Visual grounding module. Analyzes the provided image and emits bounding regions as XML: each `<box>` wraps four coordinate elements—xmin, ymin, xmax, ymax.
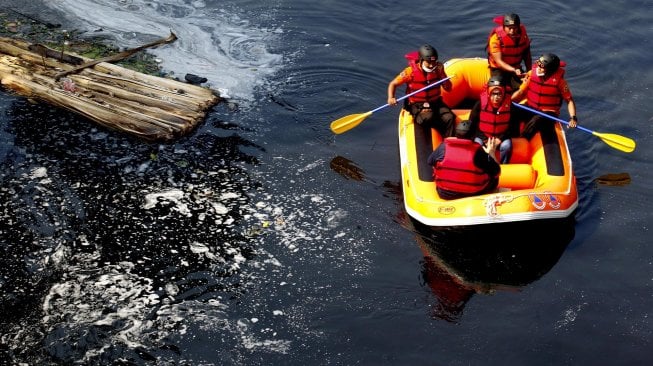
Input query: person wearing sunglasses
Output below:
<box><xmin>511</xmin><ymin>53</ymin><xmax>578</xmax><ymax>139</ymax></box>
<box><xmin>388</xmin><ymin>44</ymin><xmax>456</xmax><ymax>138</ymax></box>
<box><xmin>468</xmin><ymin>77</ymin><xmax>521</xmax><ymax>163</ymax></box>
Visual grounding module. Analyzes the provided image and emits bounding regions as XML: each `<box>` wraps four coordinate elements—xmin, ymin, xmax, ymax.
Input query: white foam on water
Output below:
<box><xmin>39</xmin><ymin>253</ymin><xmax>160</xmax><ymax>359</ymax></box>
<box><xmin>27</xmin><ymin>239</ymin><xmax>294</xmax><ymax>362</ymax></box>
<box><xmin>555</xmin><ymin>302</ymin><xmax>589</xmax><ymax>330</ymax></box>
<box><xmin>3</xmin><ymin>155</ymin><xmax>375</xmax><ymax>362</ymax></box>
<box><xmin>142</xmin><ymin>189</ymin><xmax>191</xmax><ymax>216</ymax></box>
<box><xmin>1</xmin><ymin>93</ymin><xmax>376</xmax><ymax>364</ymax></box>
<box><xmin>45</xmin><ymin>0</ymin><xmax>284</xmax><ymax>102</ymax></box>
<box><xmin>247</xmin><ymin>154</ymin><xmax>373</xmax><ymax>277</ymax></box>
<box><xmin>29</xmin><ymin>166</ymin><xmax>48</xmax><ymax>179</ymax></box>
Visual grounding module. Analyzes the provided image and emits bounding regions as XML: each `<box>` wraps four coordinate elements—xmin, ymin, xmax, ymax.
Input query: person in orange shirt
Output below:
<box><xmin>387</xmin><ymin>44</ymin><xmax>455</xmax><ymax>138</ymax></box>
<box><xmin>486</xmin><ymin>13</ymin><xmax>532</xmax><ymax>91</ymax></box>
<box><xmin>511</xmin><ymin>53</ymin><xmax>578</xmax><ymax>139</ymax></box>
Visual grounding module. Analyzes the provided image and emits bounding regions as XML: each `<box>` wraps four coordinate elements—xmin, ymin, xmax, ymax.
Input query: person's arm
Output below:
<box><xmin>438</xmin><ymin>63</ymin><xmax>452</xmax><ymax>92</ymax></box>
<box><xmin>388</xmin><ymin>68</ymin><xmax>408</xmax><ymax>106</ymax></box>
<box><xmin>511</xmin><ymin>87</ymin><xmax>525</xmax><ymax>103</ymax></box>
<box><xmin>491</xmin><ymin>51</ymin><xmax>522</xmax><ymax>76</ymax></box>
<box><xmin>559</xmin><ymin>79</ymin><xmax>577</xmax><ymax>128</ymax></box>
<box><xmin>482</xmin><ymin>137</ymin><xmax>500</xmax><ymax>164</ymax></box>
<box><xmin>487</xmin><ymin>157</ymin><xmax>501</xmax><ymax>176</ymax></box>
<box><xmin>387</xmin><ymin>78</ymin><xmax>400</xmax><ymax>106</ymax></box>
<box><xmin>511</xmin><ymin>73</ymin><xmax>529</xmax><ymax>102</ymax></box>
<box><xmin>489</xmin><ymin>34</ymin><xmax>521</xmax><ymax>76</ymax></box>
<box><xmin>567</xmin><ymin>97</ymin><xmax>577</xmax><ymax>128</ymax></box>
<box><xmin>469</xmin><ymin>101</ymin><xmax>481</xmax><ymax>124</ymax></box>
<box><xmin>475</xmin><ymin>139</ymin><xmax>501</xmax><ymax>175</ymax></box>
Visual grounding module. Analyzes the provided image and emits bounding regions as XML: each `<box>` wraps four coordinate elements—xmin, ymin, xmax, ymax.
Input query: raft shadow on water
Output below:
<box><xmin>412</xmin><ymin>217</ymin><xmax>576</xmax><ymax>322</ymax></box>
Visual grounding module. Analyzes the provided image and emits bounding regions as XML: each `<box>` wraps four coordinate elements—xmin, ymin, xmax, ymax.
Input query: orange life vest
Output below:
<box><xmin>487</xmin><ymin>22</ymin><xmax>530</xmax><ymax>69</ymax></box>
<box><xmin>478</xmin><ymin>90</ymin><xmax>512</xmax><ymax>137</ymax></box>
<box><xmin>404</xmin><ymin>51</ymin><xmax>444</xmax><ymax>103</ymax></box>
<box><xmin>526</xmin><ymin>65</ymin><xmax>566</xmax><ymax>114</ymax></box>
<box><xmin>435</xmin><ymin>138</ymin><xmax>491</xmax><ymax>194</ymax></box>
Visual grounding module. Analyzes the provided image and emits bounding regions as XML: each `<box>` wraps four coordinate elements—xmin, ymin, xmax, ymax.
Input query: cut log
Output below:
<box><xmin>91</xmin><ymin>63</ymin><xmax>217</xmax><ymax>102</ymax></box>
<box><xmin>0</xmin><ymin>34</ymin><xmax>220</xmax><ymax>141</ymax></box>
<box><xmin>1</xmin><ymin>74</ymin><xmax>178</xmax><ymax>139</ymax></box>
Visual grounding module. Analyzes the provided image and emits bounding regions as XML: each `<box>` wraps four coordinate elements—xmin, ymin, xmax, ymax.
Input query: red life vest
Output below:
<box><xmin>435</xmin><ymin>138</ymin><xmax>491</xmax><ymax>194</ymax></box>
<box><xmin>478</xmin><ymin>89</ymin><xmax>512</xmax><ymax>137</ymax></box>
<box><xmin>404</xmin><ymin>51</ymin><xmax>444</xmax><ymax>103</ymax></box>
<box><xmin>487</xmin><ymin>19</ymin><xmax>530</xmax><ymax>69</ymax></box>
<box><xmin>526</xmin><ymin>65</ymin><xmax>566</xmax><ymax>114</ymax></box>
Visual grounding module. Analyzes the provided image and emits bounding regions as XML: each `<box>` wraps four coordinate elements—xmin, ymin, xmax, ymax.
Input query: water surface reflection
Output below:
<box><xmin>414</xmin><ymin>218</ymin><xmax>575</xmax><ymax>322</ymax></box>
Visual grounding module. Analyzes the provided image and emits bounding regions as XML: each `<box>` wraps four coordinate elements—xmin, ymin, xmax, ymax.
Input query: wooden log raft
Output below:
<box><xmin>0</xmin><ymin>33</ymin><xmax>221</xmax><ymax>141</ymax></box>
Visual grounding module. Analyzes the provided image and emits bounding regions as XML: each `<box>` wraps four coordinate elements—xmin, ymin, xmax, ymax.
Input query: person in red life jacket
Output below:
<box><xmin>486</xmin><ymin>13</ymin><xmax>532</xmax><ymax>91</ymax></box>
<box><xmin>511</xmin><ymin>53</ymin><xmax>578</xmax><ymax>140</ymax></box>
<box><xmin>427</xmin><ymin>121</ymin><xmax>501</xmax><ymax>200</ymax></box>
<box><xmin>469</xmin><ymin>76</ymin><xmax>521</xmax><ymax>163</ymax></box>
<box><xmin>387</xmin><ymin>44</ymin><xmax>455</xmax><ymax>138</ymax></box>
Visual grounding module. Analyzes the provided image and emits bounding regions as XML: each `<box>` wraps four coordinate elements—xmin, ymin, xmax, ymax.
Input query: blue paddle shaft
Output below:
<box><xmin>512</xmin><ymin>102</ymin><xmax>593</xmax><ymax>135</ymax></box>
<box><xmin>371</xmin><ymin>76</ymin><xmax>453</xmax><ymax>114</ymax></box>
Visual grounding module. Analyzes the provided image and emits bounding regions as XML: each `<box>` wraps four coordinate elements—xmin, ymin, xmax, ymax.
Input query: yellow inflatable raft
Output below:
<box><xmin>398</xmin><ymin>58</ymin><xmax>578</xmax><ymax>226</ymax></box>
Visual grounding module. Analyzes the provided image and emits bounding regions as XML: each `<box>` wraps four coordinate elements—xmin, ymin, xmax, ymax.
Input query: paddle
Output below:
<box><xmin>330</xmin><ymin>76</ymin><xmax>453</xmax><ymax>134</ymax></box>
<box><xmin>512</xmin><ymin>102</ymin><xmax>636</xmax><ymax>153</ymax></box>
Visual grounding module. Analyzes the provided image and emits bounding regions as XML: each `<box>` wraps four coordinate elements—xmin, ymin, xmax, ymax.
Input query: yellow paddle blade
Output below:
<box><xmin>593</xmin><ymin>131</ymin><xmax>636</xmax><ymax>153</ymax></box>
<box><xmin>330</xmin><ymin>111</ymin><xmax>373</xmax><ymax>134</ymax></box>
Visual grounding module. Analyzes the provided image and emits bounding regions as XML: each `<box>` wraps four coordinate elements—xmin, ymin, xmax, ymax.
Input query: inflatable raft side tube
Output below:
<box><xmin>442</xmin><ymin>58</ymin><xmax>491</xmax><ymax>107</ymax></box>
<box><xmin>498</xmin><ymin>164</ymin><xmax>537</xmax><ymax>189</ymax></box>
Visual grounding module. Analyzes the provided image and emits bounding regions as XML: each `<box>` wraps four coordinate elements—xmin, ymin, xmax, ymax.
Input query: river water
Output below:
<box><xmin>0</xmin><ymin>0</ymin><xmax>651</xmax><ymax>365</ymax></box>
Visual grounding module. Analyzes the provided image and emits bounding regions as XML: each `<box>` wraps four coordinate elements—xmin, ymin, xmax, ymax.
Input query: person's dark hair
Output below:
<box><xmin>455</xmin><ymin>120</ymin><xmax>472</xmax><ymax>138</ymax></box>
<box><xmin>503</xmin><ymin>13</ymin><xmax>520</xmax><ymax>27</ymax></box>
<box><xmin>418</xmin><ymin>44</ymin><xmax>438</xmax><ymax>62</ymax></box>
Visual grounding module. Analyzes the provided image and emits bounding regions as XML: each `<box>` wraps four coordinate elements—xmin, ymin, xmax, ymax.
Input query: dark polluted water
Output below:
<box><xmin>0</xmin><ymin>98</ymin><xmax>267</xmax><ymax>363</ymax></box>
<box><xmin>0</xmin><ymin>97</ymin><xmax>372</xmax><ymax>364</ymax></box>
<box><xmin>2</xmin><ymin>0</ymin><xmax>653</xmax><ymax>364</ymax></box>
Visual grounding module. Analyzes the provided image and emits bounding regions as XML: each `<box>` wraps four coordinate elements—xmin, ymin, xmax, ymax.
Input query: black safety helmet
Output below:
<box><xmin>418</xmin><ymin>44</ymin><xmax>438</xmax><ymax>62</ymax></box>
<box><xmin>487</xmin><ymin>76</ymin><xmax>505</xmax><ymax>96</ymax></box>
<box><xmin>487</xmin><ymin>76</ymin><xmax>502</xmax><ymax>88</ymax></box>
<box><xmin>503</xmin><ymin>13</ymin><xmax>521</xmax><ymax>27</ymax></box>
<box><xmin>537</xmin><ymin>53</ymin><xmax>561</xmax><ymax>73</ymax></box>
